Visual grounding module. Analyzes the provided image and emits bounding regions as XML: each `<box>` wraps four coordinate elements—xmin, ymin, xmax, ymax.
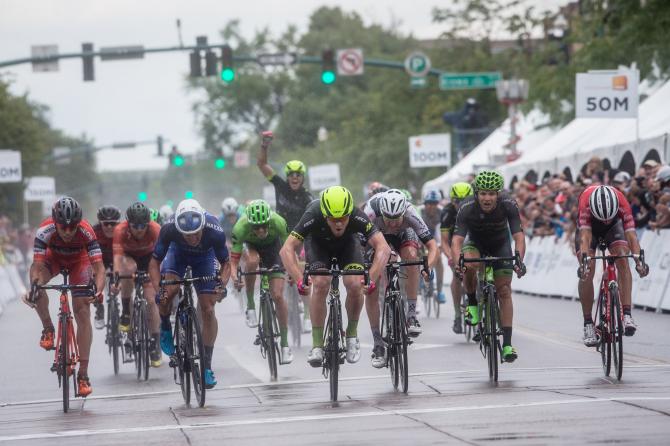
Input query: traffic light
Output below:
<box><xmin>205</xmin><ymin>50</ymin><xmax>218</xmax><ymax>76</ymax></box>
<box><xmin>173</xmin><ymin>154</ymin><xmax>184</xmax><ymax>167</ymax></box>
<box><xmin>156</xmin><ymin>135</ymin><xmax>164</xmax><ymax>157</ymax></box>
<box><xmin>189</xmin><ymin>51</ymin><xmax>202</xmax><ymax>77</ymax></box>
<box><xmin>321</xmin><ymin>49</ymin><xmax>336</xmax><ymax>85</ymax></box>
<box><xmin>184</xmin><ymin>191</ymin><xmax>194</xmax><ymax>199</ymax></box>
<box><xmin>214</xmin><ymin>158</ymin><xmax>226</xmax><ymax>169</ymax></box>
<box><xmin>138</xmin><ymin>191</ymin><xmax>148</xmax><ymax>202</ymax></box>
<box><xmin>220</xmin><ymin>45</ymin><xmax>234</xmax><ymax>83</ymax></box>
<box><xmin>82</xmin><ymin>43</ymin><xmax>95</xmax><ymax>82</ymax></box>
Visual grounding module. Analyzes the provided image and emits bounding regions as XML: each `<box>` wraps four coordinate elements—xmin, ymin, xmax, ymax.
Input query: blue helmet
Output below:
<box><xmin>175</xmin><ymin>199</ymin><xmax>206</xmax><ymax>235</ymax></box>
<box><xmin>423</xmin><ymin>190</ymin><xmax>441</xmax><ymax>204</ymax></box>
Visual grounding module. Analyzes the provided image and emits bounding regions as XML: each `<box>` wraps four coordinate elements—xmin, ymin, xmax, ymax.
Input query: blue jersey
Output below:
<box><xmin>153</xmin><ymin>213</ymin><xmax>230</xmax><ymax>263</ymax></box>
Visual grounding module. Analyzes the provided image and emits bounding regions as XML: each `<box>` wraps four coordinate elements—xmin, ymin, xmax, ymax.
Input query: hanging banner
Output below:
<box><xmin>576</xmin><ymin>69</ymin><xmax>639</xmax><ymax>118</ymax></box>
<box><xmin>24</xmin><ymin>176</ymin><xmax>56</xmax><ymax>202</ymax></box>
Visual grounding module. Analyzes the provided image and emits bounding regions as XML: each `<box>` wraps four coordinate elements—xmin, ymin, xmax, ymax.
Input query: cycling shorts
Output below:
<box><xmin>160</xmin><ymin>244</ymin><xmax>218</xmax><ymax>294</ymax></box>
<box><xmin>383</xmin><ymin>228</ymin><xmax>420</xmax><ymax>253</ymax></box>
<box><xmin>305</xmin><ymin>234</ymin><xmax>364</xmax><ymax>270</ymax></box>
<box><xmin>42</xmin><ymin>250</ymin><xmax>94</xmax><ymax>297</ymax></box>
<box><xmin>461</xmin><ymin>236</ymin><xmax>513</xmax><ymax>278</ymax></box>
<box><xmin>245</xmin><ymin>238</ymin><xmax>284</xmax><ymax>279</ymax></box>
<box><xmin>575</xmin><ymin>220</ymin><xmax>629</xmax><ymax>255</ymax></box>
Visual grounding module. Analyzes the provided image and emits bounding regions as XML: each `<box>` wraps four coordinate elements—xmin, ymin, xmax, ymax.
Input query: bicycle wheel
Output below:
<box><xmin>610</xmin><ymin>284</ymin><xmax>623</xmax><ymax>380</ymax></box>
<box><xmin>59</xmin><ymin>313</ymin><xmax>70</xmax><ymax>413</ymax></box>
<box><xmin>132</xmin><ymin>304</ymin><xmax>142</xmax><ymax>380</ymax></box>
<box><xmin>175</xmin><ymin>309</ymin><xmax>190</xmax><ymax>405</ymax></box>
<box><xmin>263</xmin><ymin>297</ymin><xmax>278</xmax><ymax>381</ymax></box>
<box><xmin>110</xmin><ymin>300</ymin><xmax>120</xmax><ymax>375</ymax></box>
<box><xmin>386</xmin><ymin>300</ymin><xmax>399</xmax><ymax>390</ymax></box>
<box><xmin>486</xmin><ymin>290</ymin><xmax>499</xmax><ymax>382</ymax></box>
<box><xmin>140</xmin><ymin>301</ymin><xmax>150</xmax><ymax>381</ymax></box>
<box><xmin>396</xmin><ymin>301</ymin><xmax>409</xmax><ymax>393</ymax></box>
<box><xmin>187</xmin><ymin>307</ymin><xmax>206</xmax><ymax>407</ymax></box>
<box><xmin>597</xmin><ymin>292</ymin><xmax>611</xmax><ymax>377</ymax></box>
<box><xmin>328</xmin><ymin>302</ymin><xmax>340</xmax><ymax>402</ymax></box>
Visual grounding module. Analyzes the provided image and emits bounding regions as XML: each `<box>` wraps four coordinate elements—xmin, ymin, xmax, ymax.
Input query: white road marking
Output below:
<box><xmin>1</xmin><ymin>396</ymin><xmax>669</xmax><ymax>442</ymax></box>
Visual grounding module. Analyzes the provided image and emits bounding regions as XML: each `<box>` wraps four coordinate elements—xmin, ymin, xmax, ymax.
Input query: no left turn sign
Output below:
<box><xmin>336</xmin><ymin>48</ymin><xmax>364</xmax><ymax>76</ymax></box>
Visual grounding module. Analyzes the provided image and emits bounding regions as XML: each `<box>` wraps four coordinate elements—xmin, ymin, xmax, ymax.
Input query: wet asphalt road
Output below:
<box><xmin>1</xmin><ymin>287</ymin><xmax>669</xmax><ymax>445</ymax></box>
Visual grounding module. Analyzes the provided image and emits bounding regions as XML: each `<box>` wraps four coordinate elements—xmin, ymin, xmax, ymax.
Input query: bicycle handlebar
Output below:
<box><xmin>386</xmin><ymin>255</ymin><xmax>429</xmax><ymax>273</ymax></box>
<box><xmin>582</xmin><ymin>250</ymin><xmax>645</xmax><ymax>264</ymax></box>
<box><xmin>114</xmin><ymin>270</ymin><xmax>149</xmax><ymax>286</ymax></box>
<box><xmin>160</xmin><ymin>274</ymin><xmax>221</xmax><ymax>287</ymax></box>
<box><xmin>30</xmin><ymin>280</ymin><xmax>96</xmax><ymax>304</ymax></box>
<box><xmin>237</xmin><ymin>266</ymin><xmax>285</xmax><ymax>278</ymax></box>
<box><xmin>303</xmin><ymin>263</ymin><xmax>370</xmax><ymax>286</ymax></box>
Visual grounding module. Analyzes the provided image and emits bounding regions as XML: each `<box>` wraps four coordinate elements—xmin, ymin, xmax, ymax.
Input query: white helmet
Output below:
<box><xmin>159</xmin><ymin>204</ymin><xmax>173</xmax><ymax>221</ymax></box>
<box><xmin>175</xmin><ymin>199</ymin><xmax>206</xmax><ymax>234</ymax></box>
<box><xmin>379</xmin><ymin>189</ymin><xmax>407</xmax><ymax>219</ymax></box>
<box><xmin>655</xmin><ymin>165</ymin><xmax>670</xmax><ymax>183</ymax></box>
<box><xmin>221</xmin><ymin>197</ymin><xmax>239</xmax><ymax>215</ymax></box>
<box><xmin>589</xmin><ymin>185</ymin><xmax>619</xmax><ymax>222</ymax></box>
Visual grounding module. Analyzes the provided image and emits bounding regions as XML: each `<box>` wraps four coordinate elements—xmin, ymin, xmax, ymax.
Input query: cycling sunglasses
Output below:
<box><xmin>56</xmin><ymin>222</ymin><xmax>78</xmax><ymax>231</ymax></box>
<box><xmin>101</xmin><ymin>221</ymin><xmax>118</xmax><ymax>227</ymax></box>
<box><xmin>130</xmin><ymin>222</ymin><xmax>148</xmax><ymax>230</ymax></box>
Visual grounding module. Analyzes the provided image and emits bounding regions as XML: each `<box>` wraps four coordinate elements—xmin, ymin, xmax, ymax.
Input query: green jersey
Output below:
<box><xmin>230</xmin><ymin>212</ymin><xmax>288</xmax><ymax>255</ymax></box>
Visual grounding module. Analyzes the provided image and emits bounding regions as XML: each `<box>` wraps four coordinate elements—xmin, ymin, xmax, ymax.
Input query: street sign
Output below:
<box><xmin>234</xmin><ymin>151</ymin><xmax>250</xmax><ymax>168</ymax></box>
<box><xmin>336</xmin><ymin>48</ymin><xmax>364</xmax><ymax>76</ymax></box>
<box><xmin>31</xmin><ymin>45</ymin><xmax>59</xmax><ymax>72</ymax></box>
<box><xmin>100</xmin><ymin>45</ymin><xmax>145</xmax><ymax>61</ymax></box>
<box><xmin>408</xmin><ymin>134</ymin><xmax>451</xmax><ymax>168</ymax></box>
<box><xmin>439</xmin><ymin>72</ymin><xmax>502</xmax><ymax>90</ymax></box>
<box><xmin>410</xmin><ymin>76</ymin><xmax>427</xmax><ymax>89</ymax></box>
<box><xmin>24</xmin><ymin>177</ymin><xmax>56</xmax><ymax>202</ymax></box>
<box><xmin>0</xmin><ymin>150</ymin><xmax>22</xmax><ymax>183</ymax></box>
<box><xmin>576</xmin><ymin>69</ymin><xmax>639</xmax><ymax>118</ymax></box>
<box><xmin>257</xmin><ymin>52</ymin><xmax>298</xmax><ymax>66</ymax></box>
<box><xmin>404</xmin><ymin>52</ymin><xmax>431</xmax><ymax>77</ymax></box>
<box><xmin>309</xmin><ymin>163</ymin><xmax>341</xmax><ymax>191</ymax></box>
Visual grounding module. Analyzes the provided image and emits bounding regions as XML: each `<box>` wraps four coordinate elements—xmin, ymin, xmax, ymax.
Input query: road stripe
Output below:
<box><xmin>1</xmin><ymin>396</ymin><xmax>669</xmax><ymax>442</ymax></box>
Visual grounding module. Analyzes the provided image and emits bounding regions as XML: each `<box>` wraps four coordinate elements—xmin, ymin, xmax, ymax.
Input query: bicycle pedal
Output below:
<box><xmin>253</xmin><ymin>335</ymin><xmax>261</xmax><ymax>346</ymax></box>
<box><xmin>168</xmin><ymin>356</ymin><xmax>177</xmax><ymax>368</ymax></box>
<box><xmin>50</xmin><ymin>363</ymin><xmax>58</xmax><ymax>372</ymax></box>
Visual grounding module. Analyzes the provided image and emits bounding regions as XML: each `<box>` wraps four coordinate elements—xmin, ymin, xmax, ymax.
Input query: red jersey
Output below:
<box><xmin>112</xmin><ymin>221</ymin><xmax>160</xmax><ymax>258</ymax></box>
<box><xmin>33</xmin><ymin>218</ymin><xmax>103</xmax><ymax>264</ymax></box>
<box><xmin>577</xmin><ymin>185</ymin><xmax>635</xmax><ymax>231</ymax></box>
<box><xmin>93</xmin><ymin>223</ymin><xmax>114</xmax><ymax>266</ymax></box>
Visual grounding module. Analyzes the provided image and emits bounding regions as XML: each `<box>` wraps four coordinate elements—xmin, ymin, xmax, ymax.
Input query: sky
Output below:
<box><xmin>0</xmin><ymin>0</ymin><xmax>569</xmax><ymax>172</ymax></box>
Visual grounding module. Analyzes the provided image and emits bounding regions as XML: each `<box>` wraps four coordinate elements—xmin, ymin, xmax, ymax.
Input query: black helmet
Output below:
<box><xmin>52</xmin><ymin>196</ymin><xmax>82</xmax><ymax>225</ymax></box>
<box><xmin>126</xmin><ymin>202</ymin><xmax>151</xmax><ymax>225</ymax></box>
<box><xmin>97</xmin><ymin>205</ymin><xmax>121</xmax><ymax>223</ymax></box>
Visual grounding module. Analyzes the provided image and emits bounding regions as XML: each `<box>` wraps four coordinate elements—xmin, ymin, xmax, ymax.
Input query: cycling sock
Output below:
<box><xmin>246</xmin><ymin>288</ymin><xmax>255</xmax><ymax>310</ymax></box>
<box><xmin>79</xmin><ymin>359</ymin><xmax>89</xmax><ymax>376</ymax></box>
<box><xmin>312</xmin><ymin>327</ymin><xmax>324</xmax><ymax>348</ymax></box>
<box><xmin>346</xmin><ymin>320</ymin><xmax>358</xmax><ymax>338</ymax></box>
<box><xmin>160</xmin><ymin>314</ymin><xmax>172</xmax><ymax>331</ymax></box>
<box><xmin>407</xmin><ymin>301</ymin><xmax>417</xmax><ymax>318</ymax></box>
<box><xmin>467</xmin><ymin>293</ymin><xmax>478</xmax><ymax>307</ymax></box>
<box><xmin>622</xmin><ymin>305</ymin><xmax>632</xmax><ymax>315</ymax></box>
<box><xmin>583</xmin><ymin>315</ymin><xmax>594</xmax><ymax>326</ymax></box>
<box><xmin>502</xmin><ymin>327</ymin><xmax>512</xmax><ymax>347</ymax></box>
<box><xmin>371</xmin><ymin>327</ymin><xmax>384</xmax><ymax>348</ymax></box>
<box><xmin>204</xmin><ymin>345</ymin><xmax>213</xmax><ymax>370</ymax></box>
<box><xmin>121</xmin><ymin>298</ymin><xmax>130</xmax><ymax>316</ymax></box>
<box><xmin>280</xmin><ymin>327</ymin><xmax>288</xmax><ymax>347</ymax></box>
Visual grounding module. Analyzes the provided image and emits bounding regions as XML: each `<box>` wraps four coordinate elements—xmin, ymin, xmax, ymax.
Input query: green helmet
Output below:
<box><xmin>399</xmin><ymin>188</ymin><xmax>413</xmax><ymax>201</ymax></box>
<box><xmin>149</xmin><ymin>208</ymin><xmax>160</xmax><ymax>222</ymax></box>
<box><xmin>320</xmin><ymin>186</ymin><xmax>354</xmax><ymax>218</ymax></box>
<box><xmin>474</xmin><ymin>170</ymin><xmax>504</xmax><ymax>192</ymax></box>
<box><xmin>284</xmin><ymin>160</ymin><xmax>306</xmax><ymax>176</ymax></box>
<box><xmin>450</xmin><ymin>182</ymin><xmax>474</xmax><ymax>200</ymax></box>
<box><xmin>246</xmin><ymin>199</ymin><xmax>272</xmax><ymax>225</ymax></box>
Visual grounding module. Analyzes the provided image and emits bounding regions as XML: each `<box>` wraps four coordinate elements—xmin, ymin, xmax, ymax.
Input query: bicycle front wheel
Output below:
<box><xmin>396</xmin><ymin>301</ymin><xmax>409</xmax><ymax>393</ymax></box>
<box><xmin>327</xmin><ymin>303</ymin><xmax>340</xmax><ymax>402</ymax></box>
<box><xmin>110</xmin><ymin>300</ymin><xmax>120</xmax><ymax>375</ymax></box>
<box><xmin>597</xmin><ymin>293</ymin><xmax>612</xmax><ymax>377</ymax></box>
<box><xmin>386</xmin><ymin>301</ymin><xmax>399</xmax><ymax>390</ymax></box>
<box><xmin>486</xmin><ymin>291</ymin><xmax>499</xmax><ymax>383</ymax></box>
<box><xmin>60</xmin><ymin>313</ymin><xmax>70</xmax><ymax>413</ymax></box>
<box><xmin>187</xmin><ymin>307</ymin><xmax>206</xmax><ymax>407</ymax></box>
<box><xmin>175</xmin><ymin>309</ymin><xmax>190</xmax><ymax>405</ymax></box>
<box><xmin>263</xmin><ymin>297</ymin><xmax>279</xmax><ymax>381</ymax></box>
<box><xmin>610</xmin><ymin>284</ymin><xmax>623</xmax><ymax>380</ymax></box>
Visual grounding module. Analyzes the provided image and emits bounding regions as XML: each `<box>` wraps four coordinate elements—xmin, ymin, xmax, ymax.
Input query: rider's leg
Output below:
<box><xmin>118</xmin><ymin>255</ymin><xmax>137</xmax><ymax>328</ymax></box>
<box><xmin>577</xmin><ymin>255</ymin><xmax>597</xmax><ymax>323</ymax></box>
<box><xmin>462</xmin><ymin>247</ymin><xmax>480</xmax><ymax>324</ymax></box>
<box><xmin>365</xmin><ymin>286</ymin><xmax>383</xmax><ymax>348</ymax></box>
<box><xmin>197</xmin><ymin>292</ymin><xmax>218</xmax><ymax>371</ymax></box>
<box><xmin>610</xmin><ymin>242</ymin><xmax>632</xmax><ymax>309</ymax></box>
<box><xmin>310</xmin><ymin>276</ymin><xmax>329</xmax><ymax>348</ymax></box>
<box><xmin>435</xmin><ymin>254</ymin><xmax>445</xmax><ymax>299</ymax></box>
<box><xmin>270</xmin><ymin>277</ymin><xmax>289</xmax><ymax>347</ymax></box>
<box><xmin>400</xmin><ymin>244</ymin><xmax>420</xmax><ymax>317</ymax></box>
<box><xmin>451</xmin><ymin>269</ymin><xmax>463</xmax><ymax>316</ymax></box>
<box><xmin>244</xmin><ymin>249</ymin><xmax>259</xmax><ymax>310</ymax></box>
<box><xmin>494</xmin><ymin>273</ymin><xmax>514</xmax><ymax>346</ymax></box>
<box><xmin>31</xmin><ymin>263</ymin><xmax>55</xmax><ymax>330</ymax></box>
<box><xmin>343</xmin><ymin>275</ymin><xmax>364</xmax><ymax>337</ymax></box>
<box><xmin>71</xmin><ymin>263</ymin><xmax>94</xmax><ymax>377</ymax></box>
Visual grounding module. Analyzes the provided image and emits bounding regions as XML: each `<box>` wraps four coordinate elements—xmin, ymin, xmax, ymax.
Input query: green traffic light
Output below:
<box><xmin>321</xmin><ymin>70</ymin><xmax>336</xmax><ymax>85</ymax></box>
<box><xmin>221</xmin><ymin>68</ymin><xmax>235</xmax><ymax>83</ymax></box>
<box><xmin>173</xmin><ymin>155</ymin><xmax>185</xmax><ymax>167</ymax></box>
<box><xmin>185</xmin><ymin>191</ymin><xmax>194</xmax><ymax>199</ymax></box>
<box><xmin>214</xmin><ymin>158</ymin><xmax>226</xmax><ymax>169</ymax></box>
<box><xmin>138</xmin><ymin>192</ymin><xmax>148</xmax><ymax>202</ymax></box>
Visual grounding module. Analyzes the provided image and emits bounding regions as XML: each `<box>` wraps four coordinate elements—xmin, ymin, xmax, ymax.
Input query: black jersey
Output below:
<box><xmin>268</xmin><ymin>174</ymin><xmax>313</xmax><ymax>231</ymax></box>
<box><xmin>291</xmin><ymin>200</ymin><xmax>379</xmax><ymax>245</ymax></box>
<box><xmin>453</xmin><ymin>193</ymin><xmax>522</xmax><ymax>249</ymax></box>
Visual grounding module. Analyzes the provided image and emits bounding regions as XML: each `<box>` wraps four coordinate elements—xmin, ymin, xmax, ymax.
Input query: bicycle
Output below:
<box><xmin>303</xmin><ymin>259</ymin><xmax>369</xmax><ymax>402</ymax></box>
<box><xmin>581</xmin><ymin>243</ymin><xmax>645</xmax><ymax>381</ymax></box>
<box><xmin>104</xmin><ymin>269</ymin><xmax>122</xmax><ymax>375</ymax></box>
<box><xmin>459</xmin><ymin>292</ymin><xmax>473</xmax><ymax>342</ymax></box>
<box><xmin>237</xmin><ymin>266</ymin><xmax>283</xmax><ymax>381</ymax></box>
<box><xmin>160</xmin><ymin>267</ymin><xmax>221</xmax><ymax>407</ymax></box>
<box><xmin>381</xmin><ymin>256</ymin><xmax>428</xmax><ymax>393</ymax></box>
<box><xmin>116</xmin><ymin>270</ymin><xmax>151</xmax><ymax>381</ymax></box>
<box><xmin>459</xmin><ymin>251</ymin><xmax>523</xmax><ymax>382</ymax></box>
<box><xmin>286</xmin><ymin>280</ymin><xmax>303</xmax><ymax>347</ymax></box>
<box><xmin>30</xmin><ymin>269</ymin><xmax>95</xmax><ymax>413</ymax></box>
<box><xmin>420</xmin><ymin>269</ymin><xmax>440</xmax><ymax>318</ymax></box>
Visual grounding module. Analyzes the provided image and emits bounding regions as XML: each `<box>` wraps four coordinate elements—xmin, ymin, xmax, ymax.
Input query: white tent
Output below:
<box><xmin>422</xmin><ymin>109</ymin><xmax>556</xmax><ymax>195</ymax></box>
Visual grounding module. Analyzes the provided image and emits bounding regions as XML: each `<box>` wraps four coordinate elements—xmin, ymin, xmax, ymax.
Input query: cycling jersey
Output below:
<box><xmin>453</xmin><ymin>193</ymin><xmax>523</xmax><ymax>250</ymax></box>
<box><xmin>417</xmin><ymin>204</ymin><xmax>443</xmax><ymax>238</ymax></box>
<box><xmin>92</xmin><ymin>223</ymin><xmax>114</xmax><ymax>268</ymax></box>
<box><xmin>153</xmin><ymin>213</ymin><xmax>229</xmax><ymax>264</ymax></box>
<box><xmin>363</xmin><ymin>195</ymin><xmax>433</xmax><ymax>245</ymax></box>
<box><xmin>577</xmin><ymin>185</ymin><xmax>635</xmax><ymax>232</ymax></box>
<box><xmin>267</xmin><ymin>174</ymin><xmax>313</xmax><ymax>231</ymax></box>
<box><xmin>218</xmin><ymin>213</ymin><xmax>240</xmax><ymax>242</ymax></box>
<box><xmin>34</xmin><ymin>218</ymin><xmax>102</xmax><ymax>265</ymax></box>
<box><xmin>113</xmin><ymin>221</ymin><xmax>160</xmax><ymax>259</ymax></box>
<box><xmin>230</xmin><ymin>213</ymin><xmax>288</xmax><ymax>258</ymax></box>
<box><xmin>439</xmin><ymin>203</ymin><xmax>458</xmax><ymax>242</ymax></box>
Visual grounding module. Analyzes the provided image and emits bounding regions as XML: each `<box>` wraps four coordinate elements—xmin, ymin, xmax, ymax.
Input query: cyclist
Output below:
<box><xmin>257</xmin><ymin>130</ymin><xmax>313</xmax><ymax>331</ymax></box>
<box><xmin>220</xmin><ymin>197</ymin><xmax>242</xmax><ymax>246</ymax></box>
<box><xmin>576</xmin><ymin>185</ymin><xmax>649</xmax><ymax>346</ymax></box>
<box><xmin>451</xmin><ymin>171</ymin><xmax>526</xmax><ymax>363</ymax></box>
<box><xmin>230</xmin><ymin>199</ymin><xmax>293</xmax><ymax>364</ymax></box>
<box><xmin>418</xmin><ymin>190</ymin><xmax>446</xmax><ymax>305</ymax></box>
<box><xmin>363</xmin><ymin>189</ymin><xmax>439</xmax><ymax>367</ymax></box>
<box><xmin>149</xmin><ymin>199</ymin><xmax>231</xmax><ymax>388</ymax></box>
<box><xmin>158</xmin><ymin>204</ymin><xmax>173</xmax><ymax>224</ymax></box>
<box><xmin>111</xmin><ymin>202</ymin><xmax>162</xmax><ymax>367</ymax></box>
<box><xmin>92</xmin><ymin>205</ymin><xmax>122</xmax><ymax>329</ymax></box>
<box><xmin>26</xmin><ymin>196</ymin><xmax>105</xmax><ymax>396</ymax></box>
<box><xmin>280</xmin><ymin>186</ymin><xmax>391</xmax><ymax>367</ymax></box>
<box><xmin>440</xmin><ymin>182</ymin><xmax>474</xmax><ymax>334</ymax></box>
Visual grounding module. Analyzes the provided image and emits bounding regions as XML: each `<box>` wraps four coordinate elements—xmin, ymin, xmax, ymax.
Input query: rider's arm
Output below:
<box><xmin>256</xmin><ymin>134</ymin><xmax>275</xmax><ymax>179</ymax></box>
<box><xmin>624</xmin><ymin>230</ymin><xmax>642</xmax><ymax>259</ymax></box>
<box><xmin>279</xmin><ymin>235</ymin><xmax>303</xmax><ymax>284</ymax></box>
<box><xmin>148</xmin><ymin>258</ymin><xmax>161</xmax><ymax>291</ymax></box>
<box><xmin>92</xmin><ymin>260</ymin><xmax>106</xmax><ymax>292</ymax></box>
<box><xmin>367</xmin><ymin>232</ymin><xmax>392</xmax><ymax>282</ymax></box>
<box><xmin>423</xmin><ymin>238</ymin><xmax>439</xmax><ymax>270</ymax></box>
<box><xmin>512</xmin><ymin>232</ymin><xmax>526</xmax><ymax>261</ymax></box>
<box><xmin>149</xmin><ymin>224</ymin><xmax>171</xmax><ymax>291</ymax></box>
<box><xmin>441</xmin><ymin>230</ymin><xmax>452</xmax><ymax>260</ymax></box>
<box><xmin>451</xmin><ymin>234</ymin><xmax>465</xmax><ymax>265</ymax></box>
<box><xmin>111</xmin><ymin>223</ymin><xmax>124</xmax><ymax>274</ymax></box>
<box><xmin>579</xmin><ymin>227</ymin><xmax>593</xmax><ymax>256</ymax></box>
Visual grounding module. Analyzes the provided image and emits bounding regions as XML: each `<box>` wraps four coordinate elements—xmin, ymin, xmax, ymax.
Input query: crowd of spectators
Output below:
<box><xmin>0</xmin><ymin>215</ymin><xmax>33</xmax><ymax>285</ymax></box>
<box><xmin>513</xmin><ymin>157</ymin><xmax>670</xmax><ymax>241</ymax></box>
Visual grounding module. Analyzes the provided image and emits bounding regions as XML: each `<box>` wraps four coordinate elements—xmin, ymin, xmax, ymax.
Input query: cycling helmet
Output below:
<box><xmin>589</xmin><ymin>185</ymin><xmax>619</xmax><ymax>222</ymax></box>
<box><xmin>52</xmin><ymin>196</ymin><xmax>82</xmax><ymax>225</ymax></box>
<box><xmin>159</xmin><ymin>204</ymin><xmax>173</xmax><ymax>221</ymax></box>
<box><xmin>379</xmin><ymin>189</ymin><xmax>408</xmax><ymax>218</ymax></box>
<box><xmin>221</xmin><ymin>197</ymin><xmax>239</xmax><ymax>216</ymax></box>
<box><xmin>97</xmin><ymin>205</ymin><xmax>121</xmax><ymax>222</ymax></box>
<box><xmin>175</xmin><ymin>199</ymin><xmax>206</xmax><ymax>235</ymax></box>
<box><xmin>284</xmin><ymin>160</ymin><xmax>306</xmax><ymax>176</ymax></box>
<box><xmin>246</xmin><ymin>199</ymin><xmax>272</xmax><ymax>225</ymax></box>
<box><xmin>655</xmin><ymin>165</ymin><xmax>670</xmax><ymax>183</ymax></box>
<box><xmin>474</xmin><ymin>170</ymin><xmax>504</xmax><ymax>192</ymax></box>
<box><xmin>423</xmin><ymin>190</ymin><xmax>441</xmax><ymax>204</ymax></box>
<box><xmin>612</xmin><ymin>171</ymin><xmax>631</xmax><ymax>184</ymax></box>
<box><xmin>450</xmin><ymin>182</ymin><xmax>474</xmax><ymax>200</ymax></box>
<box><xmin>126</xmin><ymin>202</ymin><xmax>151</xmax><ymax>225</ymax></box>
<box><xmin>320</xmin><ymin>186</ymin><xmax>354</xmax><ymax>218</ymax></box>
<box><xmin>149</xmin><ymin>208</ymin><xmax>160</xmax><ymax>222</ymax></box>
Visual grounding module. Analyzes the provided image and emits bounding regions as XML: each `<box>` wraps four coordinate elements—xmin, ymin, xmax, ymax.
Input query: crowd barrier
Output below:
<box><xmin>516</xmin><ymin>230</ymin><xmax>670</xmax><ymax>312</ymax></box>
<box><xmin>0</xmin><ymin>264</ymin><xmax>26</xmax><ymax>317</ymax></box>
